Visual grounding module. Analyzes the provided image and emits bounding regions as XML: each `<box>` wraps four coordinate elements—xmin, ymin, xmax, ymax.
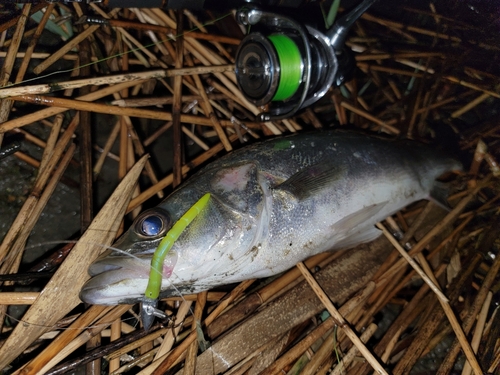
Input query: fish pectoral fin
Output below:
<box><xmin>331</xmin><ymin>202</ymin><xmax>389</xmax><ymax>249</ymax></box>
<box><xmin>332</xmin><ymin>225</ymin><xmax>382</xmax><ymax>250</ymax></box>
<box><xmin>337</xmin><ymin>203</ymin><xmax>388</xmax><ymax>229</ymax></box>
<box><xmin>274</xmin><ymin>162</ymin><xmax>347</xmax><ymax>200</ymax></box>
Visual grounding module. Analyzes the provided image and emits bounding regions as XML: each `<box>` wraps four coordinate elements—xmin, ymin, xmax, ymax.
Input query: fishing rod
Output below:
<box><xmin>6</xmin><ymin>0</ymin><xmax>321</xmax><ymax>9</ymax></box>
<box><xmin>8</xmin><ymin>0</ymin><xmax>377</xmax><ymax>120</ymax></box>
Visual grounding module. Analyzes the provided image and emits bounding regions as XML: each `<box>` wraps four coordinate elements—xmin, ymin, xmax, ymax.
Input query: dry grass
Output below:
<box><xmin>0</xmin><ymin>2</ymin><xmax>499</xmax><ymax>375</ymax></box>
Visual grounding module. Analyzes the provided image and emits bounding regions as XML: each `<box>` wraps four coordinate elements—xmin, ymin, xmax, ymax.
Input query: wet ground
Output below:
<box><xmin>0</xmin><ymin>127</ymin><xmax>80</xmax><ymax>265</ymax></box>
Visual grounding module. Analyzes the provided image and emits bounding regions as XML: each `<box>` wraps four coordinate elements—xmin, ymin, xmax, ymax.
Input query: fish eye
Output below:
<box><xmin>135</xmin><ymin>209</ymin><xmax>171</xmax><ymax>238</ymax></box>
<box><xmin>141</xmin><ymin>215</ymin><xmax>163</xmax><ymax>236</ymax></box>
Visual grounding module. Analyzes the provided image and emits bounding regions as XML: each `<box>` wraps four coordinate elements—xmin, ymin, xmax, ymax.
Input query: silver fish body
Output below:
<box><xmin>80</xmin><ymin>131</ymin><xmax>461</xmax><ymax>305</ymax></box>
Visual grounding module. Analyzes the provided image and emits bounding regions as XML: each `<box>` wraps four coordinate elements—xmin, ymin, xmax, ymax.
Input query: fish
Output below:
<box><xmin>80</xmin><ymin>130</ymin><xmax>461</xmax><ymax>305</ymax></box>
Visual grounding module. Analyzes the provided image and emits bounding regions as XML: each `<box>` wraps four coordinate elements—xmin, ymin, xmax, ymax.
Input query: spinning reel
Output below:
<box><xmin>235</xmin><ymin>0</ymin><xmax>377</xmax><ymax>121</ymax></box>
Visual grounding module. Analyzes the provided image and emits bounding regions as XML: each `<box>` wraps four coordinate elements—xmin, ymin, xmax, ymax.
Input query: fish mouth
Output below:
<box><xmin>80</xmin><ymin>252</ymin><xmax>177</xmax><ymax>305</ymax></box>
<box><xmin>87</xmin><ymin>252</ymin><xmax>151</xmax><ymax>276</ymax></box>
<box><xmin>80</xmin><ymin>254</ymin><xmax>151</xmax><ymax>305</ymax></box>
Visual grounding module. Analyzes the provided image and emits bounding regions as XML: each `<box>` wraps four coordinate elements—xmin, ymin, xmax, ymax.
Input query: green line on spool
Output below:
<box><xmin>268</xmin><ymin>34</ymin><xmax>302</xmax><ymax>102</ymax></box>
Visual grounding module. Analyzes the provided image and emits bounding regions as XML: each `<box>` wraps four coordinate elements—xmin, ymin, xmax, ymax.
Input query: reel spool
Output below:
<box><xmin>235</xmin><ymin>0</ymin><xmax>376</xmax><ymax>121</ymax></box>
<box><xmin>236</xmin><ymin>33</ymin><xmax>304</xmax><ymax>105</ymax></box>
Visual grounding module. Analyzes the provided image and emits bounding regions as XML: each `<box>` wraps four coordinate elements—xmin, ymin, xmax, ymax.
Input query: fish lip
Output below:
<box><xmin>81</xmin><ymin>255</ymin><xmax>152</xmax><ymax>305</ymax></box>
<box><xmin>82</xmin><ymin>252</ymin><xmax>179</xmax><ymax>305</ymax></box>
<box><xmin>80</xmin><ymin>269</ymin><xmax>149</xmax><ymax>305</ymax></box>
<box><xmin>88</xmin><ymin>254</ymin><xmax>151</xmax><ymax>277</ymax></box>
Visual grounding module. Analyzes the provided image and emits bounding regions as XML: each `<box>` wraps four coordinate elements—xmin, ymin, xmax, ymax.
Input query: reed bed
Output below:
<box><xmin>0</xmin><ymin>2</ymin><xmax>499</xmax><ymax>375</ymax></box>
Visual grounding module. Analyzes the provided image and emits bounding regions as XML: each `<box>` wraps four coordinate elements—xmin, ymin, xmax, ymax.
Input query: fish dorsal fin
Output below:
<box><xmin>210</xmin><ymin>162</ymin><xmax>263</xmax><ymax>215</ymax></box>
<box><xmin>274</xmin><ymin>162</ymin><xmax>347</xmax><ymax>200</ymax></box>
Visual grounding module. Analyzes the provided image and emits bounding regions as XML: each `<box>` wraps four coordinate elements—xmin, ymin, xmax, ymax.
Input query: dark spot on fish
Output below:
<box><xmin>228</xmin><ymin>254</ymin><xmax>234</xmax><ymax>260</ymax></box>
<box><xmin>289</xmin><ymin>242</ymin><xmax>292</xmax><ymax>246</ymax></box>
<box><xmin>405</xmin><ymin>189</ymin><xmax>417</xmax><ymax>199</ymax></box>
<box><xmin>303</xmin><ymin>240</ymin><xmax>315</xmax><ymax>251</ymax></box>
<box><xmin>250</xmin><ymin>245</ymin><xmax>259</xmax><ymax>261</ymax></box>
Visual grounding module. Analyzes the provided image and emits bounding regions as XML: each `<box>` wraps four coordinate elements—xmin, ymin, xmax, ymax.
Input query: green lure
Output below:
<box><xmin>144</xmin><ymin>193</ymin><xmax>211</xmax><ymax>300</ymax></box>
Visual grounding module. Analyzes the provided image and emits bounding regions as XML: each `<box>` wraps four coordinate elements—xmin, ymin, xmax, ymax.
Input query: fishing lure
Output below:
<box><xmin>141</xmin><ymin>193</ymin><xmax>211</xmax><ymax>330</ymax></box>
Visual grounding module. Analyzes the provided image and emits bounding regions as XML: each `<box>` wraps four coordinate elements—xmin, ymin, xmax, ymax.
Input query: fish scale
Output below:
<box><xmin>80</xmin><ymin>130</ymin><xmax>462</xmax><ymax>305</ymax></box>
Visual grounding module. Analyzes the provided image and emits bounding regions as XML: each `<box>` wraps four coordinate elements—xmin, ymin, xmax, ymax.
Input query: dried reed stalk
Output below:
<box><xmin>377</xmin><ymin>223</ymin><xmax>482</xmax><ymax>375</ymax></box>
<box><xmin>15</xmin><ymin>4</ymin><xmax>55</xmax><ymax>83</ymax></box>
<box><xmin>1</xmin><ymin>4</ymin><xmax>499</xmax><ymax>375</ymax></box>
<box><xmin>0</xmin><ymin>4</ymin><xmax>30</xmax><ymax>88</ymax></box>
<box><xmin>154</xmin><ymin>301</ymin><xmax>194</xmax><ymax>360</ymax></box>
<box><xmin>33</xmin><ymin>24</ymin><xmax>100</xmax><ymax>75</ymax></box>
<box><xmin>9</xmin><ymin>94</ymin><xmax>241</xmax><ymax>127</ymax></box>
<box><xmin>0</xmin><ymin>3</ymin><xmax>46</xmax><ymax>35</ymax></box>
<box><xmin>182</xmin><ymin>291</ymin><xmax>208</xmax><ymax>374</ymax></box>
<box><xmin>357</xmin><ymin>63</ymin><xmax>425</xmax><ymax>78</ymax></box>
<box><xmin>0</xmin><ymin>292</ymin><xmax>38</xmax><ymax>305</ymax></box>
<box><xmin>206</xmin><ymin>252</ymin><xmax>334</xmax><ymax>339</ymax></box>
<box><xmin>0</xmin><ymin>155</ymin><xmax>148</xmax><ymax>368</ymax></box>
<box><xmin>144</xmin><ymin>279</ymin><xmax>255</xmax><ymax>374</ymax></box>
<box><xmin>444</xmin><ymin>75</ymin><xmax>500</xmax><ymax>99</ymax></box>
<box><xmin>0</xmin><ymin>116</ymin><xmax>79</xmax><ymax>266</ymax></box>
<box><xmin>0</xmin><ymin>142</ymin><xmax>76</xmax><ymax>347</ymax></box>
<box><xmin>0</xmin><ymin>65</ymin><xmax>234</xmax><ymax>98</ymax></box>
<box><xmin>436</xmin><ymin>223</ymin><xmax>500</xmax><ymax>375</ymax></box>
<box><xmin>0</xmin><ymin>3</ymin><xmax>31</xmax><ymax>147</ymax></box>
<box><xmin>104</xmin><ymin>325</ymin><xmax>173</xmax><ymax>363</ymax></box>
<box><xmin>0</xmin><ymin>80</ymin><xmax>146</xmax><ymax>133</ymax></box>
<box><xmin>38</xmin><ymin>305</ymin><xmax>132</xmax><ymax>375</ymax></box>
<box><xmin>296</xmin><ymin>261</ymin><xmax>388</xmax><ymax>375</ymax></box>
<box><xmin>340</xmin><ymin>101</ymin><xmax>400</xmax><ymax>134</ymax></box>
<box><xmin>451</xmin><ymin>93</ymin><xmax>491</xmax><ymax>118</ymax></box>
<box><xmin>461</xmin><ymin>292</ymin><xmax>492</xmax><ymax>375</ymax></box>
<box><xmin>185</xmin><ymin>54</ymin><xmax>232</xmax><ymax>151</ymax></box>
<box><xmin>330</xmin><ymin>323</ymin><xmax>378</xmax><ymax>375</ymax></box>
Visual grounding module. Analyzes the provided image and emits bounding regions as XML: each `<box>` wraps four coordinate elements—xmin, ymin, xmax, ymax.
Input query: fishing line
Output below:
<box><xmin>3</xmin><ymin>309</ymin><xmax>188</xmax><ymax>331</ymax></box>
<box><xmin>267</xmin><ymin>34</ymin><xmax>302</xmax><ymax>102</ymax></box>
<box><xmin>0</xmin><ymin>12</ymin><xmax>233</xmax><ymax>89</ymax></box>
<box><xmin>22</xmin><ymin>237</ymin><xmax>200</xmax><ymax>291</ymax></box>
<box><xmin>2</xmin><ymin>312</ymin><xmax>142</xmax><ymax>331</ymax></box>
<box><xmin>22</xmin><ymin>239</ymin><xmax>153</xmax><ymax>260</ymax></box>
<box><xmin>23</xmin><ymin>239</ymin><xmax>194</xmax><ymax>292</ymax></box>
<box><xmin>3</xmin><ymin>239</ymin><xmax>194</xmax><ymax>330</ymax></box>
